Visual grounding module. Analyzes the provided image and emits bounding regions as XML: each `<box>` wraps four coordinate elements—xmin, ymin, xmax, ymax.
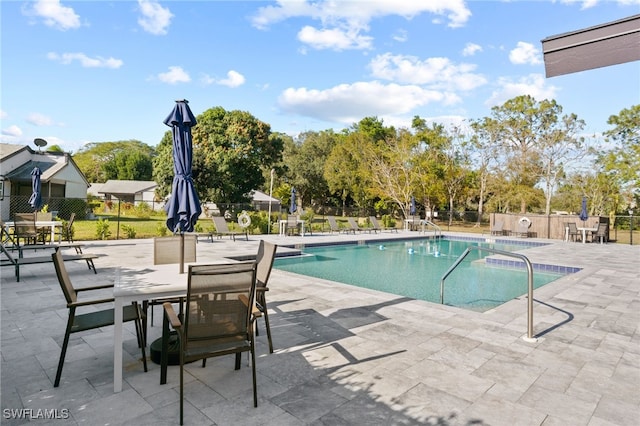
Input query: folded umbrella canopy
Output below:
<box><xmin>579</xmin><ymin>196</ymin><xmax>589</xmax><ymax>223</ymax></box>
<box><xmin>28</xmin><ymin>166</ymin><xmax>43</xmax><ymax>211</ymax></box>
<box><xmin>164</xmin><ymin>100</ymin><xmax>201</xmax><ymax>273</ymax></box>
<box><xmin>410</xmin><ymin>196</ymin><xmax>416</xmax><ymax>216</ymax></box>
<box><xmin>289</xmin><ymin>187</ymin><xmax>297</xmax><ymax>214</ymax></box>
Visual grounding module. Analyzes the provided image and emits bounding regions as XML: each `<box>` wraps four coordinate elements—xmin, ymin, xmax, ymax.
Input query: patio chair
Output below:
<box><xmin>369</xmin><ymin>216</ymin><xmax>397</xmax><ymax>233</ymax></box>
<box><xmin>593</xmin><ymin>222</ymin><xmax>609</xmax><ymax>244</ymax></box>
<box><xmin>514</xmin><ymin>218</ymin><xmax>531</xmax><ymax>238</ymax></box>
<box><xmin>327</xmin><ymin>216</ymin><xmax>347</xmax><ymax>234</ymax></box>
<box><xmin>483</xmin><ymin>220</ymin><xmax>504</xmax><ymax>236</ymax></box>
<box><xmin>347</xmin><ymin>217</ymin><xmax>369</xmax><ymax>233</ymax></box>
<box><xmin>407</xmin><ymin>215</ymin><xmax>421</xmax><ymax>231</ymax></box>
<box><xmin>566</xmin><ymin>222</ymin><xmax>581</xmax><ymax>242</ymax></box>
<box><xmin>210</xmin><ymin>216</ymin><xmax>248</xmax><ymax>241</ymax></box>
<box><xmin>61</xmin><ymin>213</ymin><xmax>76</xmax><ymax>243</ymax></box>
<box><xmin>254</xmin><ymin>240</ymin><xmax>277</xmax><ymax>353</ymax></box>
<box><xmin>13</xmin><ymin>213</ymin><xmax>41</xmax><ymax>246</ymax></box>
<box><xmin>160</xmin><ymin>262</ymin><xmax>258</xmax><ymax>424</ymax></box>
<box><xmin>51</xmin><ymin>249</ymin><xmax>147</xmax><ymax>387</ymax></box>
<box><xmin>285</xmin><ymin>214</ymin><xmax>300</xmax><ymax>236</ymax></box>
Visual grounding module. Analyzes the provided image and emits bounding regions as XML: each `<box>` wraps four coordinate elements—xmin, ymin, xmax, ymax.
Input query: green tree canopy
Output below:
<box><xmin>73</xmin><ymin>140</ymin><xmax>155</xmax><ymax>183</ymax></box>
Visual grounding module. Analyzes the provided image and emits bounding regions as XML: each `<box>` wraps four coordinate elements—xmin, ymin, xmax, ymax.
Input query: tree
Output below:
<box><xmin>599</xmin><ymin>104</ymin><xmax>640</xmax><ymax>209</ymax></box>
<box><xmin>153</xmin><ymin>107</ymin><xmax>283</xmax><ymax>210</ymax></box>
<box><xmin>285</xmin><ymin>130</ymin><xmax>337</xmax><ymax>211</ymax></box>
<box><xmin>73</xmin><ymin>140</ymin><xmax>155</xmax><ymax>183</ymax></box>
<box><xmin>103</xmin><ymin>150</ymin><xmax>153</xmax><ymax>180</ymax></box>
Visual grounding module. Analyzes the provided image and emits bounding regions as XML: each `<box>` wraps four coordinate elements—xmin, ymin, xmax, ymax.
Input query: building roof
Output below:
<box><xmin>542</xmin><ymin>14</ymin><xmax>640</xmax><ymax>77</ymax></box>
<box><xmin>250</xmin><ymin>189</ymin><xmax>280</xmax><ymax>203</ymax></box>
<box><xmin>96</xmin><ymin>180</ymin><xmax>157</xmax><ymax>196</ymax></box>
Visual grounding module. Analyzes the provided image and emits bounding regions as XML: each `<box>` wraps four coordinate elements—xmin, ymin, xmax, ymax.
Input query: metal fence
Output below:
<box><xmin>4</xmin><ymin>196</ymin><xmax>89</xmax><ymax>221</ymax></box>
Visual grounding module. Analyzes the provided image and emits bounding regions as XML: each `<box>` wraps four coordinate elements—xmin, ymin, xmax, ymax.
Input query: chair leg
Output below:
<box><xmin>55</xmin><ymin>312</ymin><xmax>75</xmax><ymax>387</ymax></box>
<box><xmin>134</xmin><ymin>303</ymin><xmax>148</xmax><ymax>372</ymax></box>
<box><xmin>250</xmin><ymin>341</ymin><xmax>258</xmax><ymax>407</ymax></box>
<box><xmin>262</xmin><ymin>303</ymin><xmax>273</xmax><ymax>354</ymax></box>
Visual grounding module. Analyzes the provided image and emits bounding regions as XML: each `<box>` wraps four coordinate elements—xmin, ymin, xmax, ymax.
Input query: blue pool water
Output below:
<box><xmin>274</xmin><ymin>239</ymin><xmax>567</xmax><ymax>312</ymax></box>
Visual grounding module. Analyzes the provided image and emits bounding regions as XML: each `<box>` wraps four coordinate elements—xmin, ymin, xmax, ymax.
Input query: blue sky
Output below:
<box><xmin>2</xmin><ymin>0</ymin><xmax>639</xmax><ymax>153</ymax></box>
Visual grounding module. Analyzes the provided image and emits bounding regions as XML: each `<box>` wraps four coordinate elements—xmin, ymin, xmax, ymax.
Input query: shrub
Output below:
<box><xmin>95</xmin><ymin>218</ymin><xmax>112</xmax><ymax>240</ymax></box>
<box><xmin>156</xmin><ymin>222</ymin><xmax>168</xmax><ymax>236</ymax></box>
<box><xmin>121</xmin><ymin>224</ymin><xmax>137</xmax><ymax>239</ymax></box>
<box><xmin>130</xmin><ymin>202</ymin><xmax>152</xmax><ymax>219</ymax></box>
<box><xmin>382</xmin><ymin>214</ymin><xmax>396</xmax><ymax>228</ymax></box>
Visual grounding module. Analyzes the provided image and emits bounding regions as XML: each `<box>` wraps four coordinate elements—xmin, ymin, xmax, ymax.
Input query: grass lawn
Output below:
<box><xmin>70</xmin><ymin>215</ymin><xmax>637</xmax><ymax>244</ymax></box>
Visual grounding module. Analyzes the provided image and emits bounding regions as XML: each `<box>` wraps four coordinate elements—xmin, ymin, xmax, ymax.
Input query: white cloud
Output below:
<box><xmin>485</xmin><ymin>74</ymin><xmax>559</xmax><ymax>107</ymax></box>
<box><xmin>47</xmin><ymin>52</ymin><xmax>123</xmax><ymax>68</ymax></box>
<box><xmin>137</xmin><ymin>0</ymin><xmax>173</xmax><ymax>35</ymax></box>
<box><xmin>201</xmin><ymin>70</ymin><xmax>246</xmax><ymax>88</ymax></box>
<box><xmin>392</xmin><ymin>29</ymin><xmax>408</xmax><ymax>43</ymax></box>
<box><xmin>2</xmin><ymin>125</ymin><xmax>23</xmax><ymax>137</ymax></box>
<box><xmin>157</xmin><ymin>66</ymin><xmax>191</xmax><ymax>84</ymax></box>
<box><xmin>27</xmin><ymin>113</ymin><xmax>54</xmax><ymax>126</ymax></box>
<box><xmin>278</xmin><ymin>80</ymin><xmax>458</xmax><ymax>125</ymax></box>
<box><xmin>369</xmin><ymin>53</ymin><xmax>487</xmax><ymax>91</ymax></box>
<box><xmin>252</xmin><ymin>0</ymin><xmax>471</xmax><ymax>51</ymax></box>
<box><xmin>462</xmin><ymin>43</ymin><xmax>482</xmax><ymax>57</ymax></box>
<box><xmin>0</xmin><ymin>110</ymin><xmax>7</xmax><ymax>119</ymax></box>
<box><xmin>298</xmin><ymin>26</ymin><xmax>373</xmax><ymax>50</ymax></box>
<box><xmin>559</xmin><ymin>0</ymin><xmax>600</xmax><ymax>9</ymax></box>
<box><xmin>24</xmin><ymin>0</ymin><xmax>81</xmax><ymax>31</ymax></box>
<box><xmin>509</xmin><ymin>42</ymin><xmax>542</xmax><ymax>65</ymax></box>
<box><xmin>218</xmin><ymin>71</ymin><xmax>246</xmax><ymax>88</ymax></box>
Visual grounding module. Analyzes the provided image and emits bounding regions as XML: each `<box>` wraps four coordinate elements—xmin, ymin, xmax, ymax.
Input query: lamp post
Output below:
<box><xmin>267</xmin><ymin>169</ymin><xmax>275</xmax><ymax>235</ymax></box>
<box><xmin>630</xmin><ymin>209</ymin><xmax>634</xmax><ymax>246</ymax></box>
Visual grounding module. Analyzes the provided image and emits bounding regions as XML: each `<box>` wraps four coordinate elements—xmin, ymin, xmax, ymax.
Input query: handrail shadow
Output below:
<box><xmin>533</xmin><ymin>298</ymin><xmax>574</xmax><ymax>338</ymax></box>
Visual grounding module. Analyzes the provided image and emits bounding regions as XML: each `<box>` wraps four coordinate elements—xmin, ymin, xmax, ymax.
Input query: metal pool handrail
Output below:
<box><xmin>440</xmin><ymin>246</ymin><xmax>537</xmax><ymax>342</ymax></box>
<box><xmin>420</xmin><ymin>220</ymin><xmax>442</xmax><ymax>238</ymax></box>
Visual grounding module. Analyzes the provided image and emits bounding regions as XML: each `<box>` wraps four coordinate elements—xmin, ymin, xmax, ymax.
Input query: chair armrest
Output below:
<box><xmin>75</xmin><ymin>284</ymin><xmax>114</xmax><ymax>292</ymax></box>
<box><xmin>163</xmin><ymin>302</ymin><xmax>182</xmax><ymax>329</ymax></box>
<box><xmin>69</xmin><ymin>297</ymin><xmax>115</xmax><ymax>307</ymax></box>
<box><xmin>256</xmin><ymin>287</ymin><xmax>269</xmax><ymax>292</ymax></box>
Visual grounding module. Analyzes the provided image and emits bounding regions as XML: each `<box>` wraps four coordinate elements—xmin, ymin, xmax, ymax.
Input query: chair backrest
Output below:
<box><xmin>369</xmin><ymin>216</ymin><xmax>381</xmax><ymax>228</ymax></box>
<box><xmin>568</xmin><ymin>222</ymin><xmax>578</xmax><ymax>233</ymax></box>
<box><xmin>14</xmin><ymin>213</ymin><xmax>37</xmax><ymax>235</ymax></box>
<box><xmin>286</xmin><ymin>215</ymin><xmax>298</xmax><ymax>227</ymax></box>
<box><xmin>36</xmin><ymin>212</ymin><xmax>52</xmax><ymax>221</ymax></box>
<box><xmin>347</xmin><ymin>217</ymin><xmax>360</xmax><ymax>229</ymax></box>
<box><xmin>68</xmin><ymin>212</ymin><xmax>76</xmax><ymax>228</ymax></box>
<box><xmin>212</xmin><ymin>216</ymin><xmax>230</xmax><ymax>233</ymax></box>
<box><xmin>51</xmin><ymin>249</ymin><xmax>78</xmax><ymax>305</ymax></box>
<box><xmin>595</xmin><ymin>222</ymin><xmax>608</xmax><ymax>236</ymax></box>
<box><xmin>327</xmin><ymin>216</ymin><xmax>339</xmax><ymax>231</ymax></box>
<box><xmin>184</xmin><ymin>263</ymin><xmax>257</xmax><ymax>346</ymax></box>
<box><xmin>256</xmin><ymin>240</ymin><xmax>277</xmax><ymax>289</ymax></box>
<box><xmin>154</xmin><ymin>235</ymin><xmax>197</xmax><ymax>265</ymax></box>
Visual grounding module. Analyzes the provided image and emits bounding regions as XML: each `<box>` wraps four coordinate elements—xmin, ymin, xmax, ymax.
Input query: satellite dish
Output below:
<box><xmin>34</xmin><ymin>138</ymin><xmax>48</xmax><ymax>152</ymax></box>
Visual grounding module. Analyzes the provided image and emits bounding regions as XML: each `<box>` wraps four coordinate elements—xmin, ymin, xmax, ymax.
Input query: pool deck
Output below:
<box><xmin>1</xmin><ymin>231</ymin><xmax>638</xmax><ymax>425</ymax></box>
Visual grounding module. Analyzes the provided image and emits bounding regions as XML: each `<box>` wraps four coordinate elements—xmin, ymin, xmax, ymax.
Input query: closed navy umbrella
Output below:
<box><xmin>410</xmin><ymin>196</ymin><xmax>416</xmax><ymax>215</ymax></box>
<box><xmin>579</xmin><ymin>196</ymin><xmax>589</xmax><ymax>224</ymax></box>
<box><xmin>164</xmin><ymin>99</ymin><xmax>201</xmax><ymax>272</ymax></box>
<box><xmin>289</xmin><ymin>187</ymin><xmax>297</xmax><ymax>214</ymax></box>
<box><xmin>28</xmin><ymin>166</ymin><xmax>43</xmax><ymax>211</ymax></box>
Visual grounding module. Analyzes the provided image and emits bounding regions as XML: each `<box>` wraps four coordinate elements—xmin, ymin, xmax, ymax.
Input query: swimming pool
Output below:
<box><xmin>274</xmin><ymin>238</ymin><xmax>568</xmax><ymax>312</ymax></box>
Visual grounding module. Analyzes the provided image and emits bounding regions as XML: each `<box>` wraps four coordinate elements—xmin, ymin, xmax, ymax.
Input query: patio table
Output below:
<box><xmin>577</xmin><ymin>227</ymin><xmax>598</xmax><ymax>244</ymax></box>
<box><xmin>4</xmin><ymin>220</ymin><xmax>62</xmax><ymax>243</ymax></box>
<box><xmin>278</xmin><ymin>219</ymin><xmax>305</xmax><ymax>236</ymax></box>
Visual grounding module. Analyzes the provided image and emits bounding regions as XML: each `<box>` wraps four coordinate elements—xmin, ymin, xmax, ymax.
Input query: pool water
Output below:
<box><xmin>274</xmin><ymin>239</ymin><xmax>566</xmax><ymax>312</ymax></box>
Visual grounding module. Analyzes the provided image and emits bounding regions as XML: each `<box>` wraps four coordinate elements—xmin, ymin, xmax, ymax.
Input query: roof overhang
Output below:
<box><xmin>541</xmin><ymin>14</ymin><xmax>640</xmax><ymax>78</ymax></box>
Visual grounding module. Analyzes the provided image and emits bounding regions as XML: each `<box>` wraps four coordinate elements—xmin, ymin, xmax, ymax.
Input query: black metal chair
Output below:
<box><xmin>160</xmin><ymin>262</ymin><xmax>258</xmax><ymax>424</ymax></box>
<box><xmin>51</xmin><ymin>249</ymin><xmax>147</xmax><ymax>387</ymax></box>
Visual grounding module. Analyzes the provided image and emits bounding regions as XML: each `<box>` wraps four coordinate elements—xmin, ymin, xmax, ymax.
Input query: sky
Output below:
<box><xmin>1</xmin><ymin>0</ymin><xmax>639</xmax><ymax>154</ymax></box>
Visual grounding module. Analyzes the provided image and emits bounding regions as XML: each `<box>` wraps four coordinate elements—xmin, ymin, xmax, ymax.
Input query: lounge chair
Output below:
<box><xmin>514</xmin><ymin>218</ymin><xmax>531</xmax><ymax>238</ymax></box>
<box><xmin>369</xmin><ymin>216</ymin><xmax>397</xmax><ymax>233</ymax></box>
<box><xmin>347</xmin><ymin>217</ymin><xmax>370</xmax><ymax>233</ymax></box>
<box><xmin>483</xmin><ymin>220</ymin><xmax>504</xmax><ymax>236</ymax></box>
<box><xmin>327</xmin><ymin>216</ymin><xmax>354</xmax><ymax>234</ymax></box>
<box><xmin>209</xmin><ymin>216</ymin><xmax>248</xmax><ymax>241</ymax></box>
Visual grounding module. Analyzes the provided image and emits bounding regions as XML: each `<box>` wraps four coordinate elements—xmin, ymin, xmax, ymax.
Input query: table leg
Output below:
<box><xmin>114</xmin><ymin>298</ymin><xmax>124</xmax><ymax>392</ymax></box>
<box><xmin>582</xmin><ymin>229</ymin><xmax>587</xmax><ymax>244</ymax></box>
<box><xmin>301</xmin><ymin>222</ymin><xmax>305</xmax><ymax>237</ymax></box>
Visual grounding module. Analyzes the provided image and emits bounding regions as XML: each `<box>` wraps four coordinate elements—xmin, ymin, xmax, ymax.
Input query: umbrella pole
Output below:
<box><xmin>180</xmin><ymin>232</ymin><xmax>184</xmax><ymax>274</ymax></box>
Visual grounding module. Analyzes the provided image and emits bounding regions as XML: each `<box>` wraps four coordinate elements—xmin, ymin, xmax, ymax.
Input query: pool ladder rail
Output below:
<box><xmin>419</xmin><ymin>220</ymin><xmax>442</xmax><ymax>238</ymax></box>
<box><xmin>439</xmin><ymin>246</ymin><xmax>537</xmax><ymax>343</ymax></box>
